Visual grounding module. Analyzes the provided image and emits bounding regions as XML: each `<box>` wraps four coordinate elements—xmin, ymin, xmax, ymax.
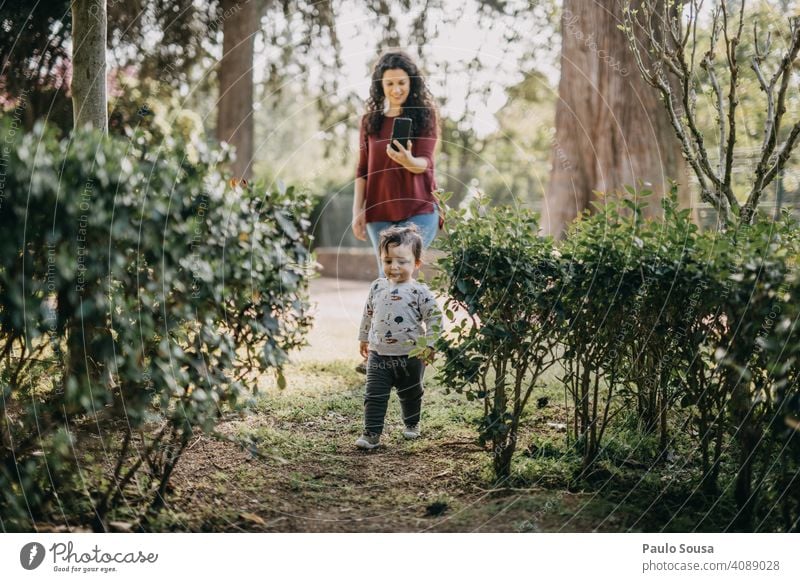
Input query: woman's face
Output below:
<box><xmin>381</xmin><ymin>68</ymin><xmax>411</xmax><ymax>109</ymax></box>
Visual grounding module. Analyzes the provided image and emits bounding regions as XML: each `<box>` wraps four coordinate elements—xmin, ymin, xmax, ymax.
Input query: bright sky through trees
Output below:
<box><xmin>256</xmin><ymin>0</ymin><xmax>559</xmax><ymax>138</ymax></box>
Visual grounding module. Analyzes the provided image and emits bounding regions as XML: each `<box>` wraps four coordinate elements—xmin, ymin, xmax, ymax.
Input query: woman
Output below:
<box><xmin>352</xmin><ymin>51</ymin><xmax>440</xmax><ymax>374</ymax></box>
<box><xmin>352</xmin><ymin>51</ymin><xmax>441</xmax><ymax>272</ymax></box>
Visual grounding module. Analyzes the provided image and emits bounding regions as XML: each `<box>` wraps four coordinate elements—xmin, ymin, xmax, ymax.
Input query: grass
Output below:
<box><xmin>16</xmin><ymin>357</ymin><xmax>771</xmax><ymax>532</ymax></box>
<box><xmin>129</xmin><ymin>358</ymin><xmax>755</xmax><ymax>532</ymax></box>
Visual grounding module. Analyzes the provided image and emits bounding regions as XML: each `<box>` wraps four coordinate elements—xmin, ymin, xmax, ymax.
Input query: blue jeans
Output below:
<box><xmin>366</xmin><ymin>208</ymin><xmax>439</xmax><ymax>276</ymax></box>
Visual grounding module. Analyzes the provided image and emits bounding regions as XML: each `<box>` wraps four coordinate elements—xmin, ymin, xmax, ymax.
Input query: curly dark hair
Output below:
<box><xmin>363</xmin><ymin>51</ymin><xmax>438</xmax><ymax>139</ymax></box>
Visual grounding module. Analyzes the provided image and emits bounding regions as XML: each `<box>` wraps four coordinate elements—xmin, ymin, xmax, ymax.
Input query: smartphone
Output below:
<box><xmin>390</xmin><ymin>117</ymin><xmax>412</xmax><ymax>152</ymax></box>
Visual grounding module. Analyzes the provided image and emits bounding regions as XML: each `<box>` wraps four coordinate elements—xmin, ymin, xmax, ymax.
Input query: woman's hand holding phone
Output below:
<box><xmin>386</xmin><ymin>139</ymin><xmax>428</xmax><ymax>174</ymax></box>
<box><xmin>386</xmin><ymin>139</ymin><xmax>414</xmax><ymax>166</ymax></box>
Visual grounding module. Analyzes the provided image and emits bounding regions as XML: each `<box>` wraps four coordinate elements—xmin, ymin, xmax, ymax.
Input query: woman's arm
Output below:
<box><xmin>353</xmin><ymin>177</ymin><xmax>366</xmax><ymax>211</ymax></box>
<box><xmin>353</xmin><ymin>119</ymin><xmax>369</xmax><ymax>241</ymax></box>
<box><xmin>352</xmin><ymin>177</ymin><xmax>367</xmax><ymax>241</ymax></box>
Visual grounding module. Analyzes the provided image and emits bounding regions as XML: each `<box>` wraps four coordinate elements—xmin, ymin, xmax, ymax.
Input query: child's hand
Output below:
<box><xmin>360</xmin><ymin>341</ymin><xmax>369</xmax><ymax>359</ymax></box>
<box><xmin>421</xmin><ymin>347</ymin><xmax>436</xmax><ymax>365</ymax></box>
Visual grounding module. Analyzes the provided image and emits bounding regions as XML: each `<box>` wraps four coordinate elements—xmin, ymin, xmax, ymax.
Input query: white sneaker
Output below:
<box><xmin>355</xmin><ymin>432</ymin><xmax>380</xmax><ymax>449</ymax></box>
<box><xmin>403</xmin><ymin>424</ymin><xmax>421</xmax><ymax>439</ymax></box>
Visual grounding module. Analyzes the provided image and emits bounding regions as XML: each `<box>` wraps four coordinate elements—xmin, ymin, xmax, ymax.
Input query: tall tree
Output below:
<box><xmin>217</xmin><ymin>0</ymin><xmax>259</xmax><ymax>180</ymax></box>
<box><xmin>70</xmin><ymin>0</ymin><xmax>108</xmax><ymax>133</ymax></box>
<box><xmin>544</xmin><ymin>0</ymin><xmax>687</xmax><ymax>238</ymax></box>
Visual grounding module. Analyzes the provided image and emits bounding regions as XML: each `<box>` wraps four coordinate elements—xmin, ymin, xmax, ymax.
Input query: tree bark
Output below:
<box><xmin>217</xmin><ymin>0</ymin><xmax>257</xmax><ymax>181</ymax></box>
<box><xmin>544</xmin><ymin>0</ymin><xmax>688</xmax><ymax>238</ymax></box>
<box><xmin>70</xmin><ymin>0</ymin><xmax>108</xmax><ymax>133</ymax></box>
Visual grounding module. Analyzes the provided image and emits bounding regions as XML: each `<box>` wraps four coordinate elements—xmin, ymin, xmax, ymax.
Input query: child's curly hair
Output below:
<box><xmin>379</xmin><ymin>224</ymin><xmax>423</xmax><ymax>262</ymax></box>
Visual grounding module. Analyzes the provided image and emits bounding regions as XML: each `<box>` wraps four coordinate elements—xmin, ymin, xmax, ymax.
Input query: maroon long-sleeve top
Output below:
<box><xmin>356</xmin><ymin>115</ymin><xmax>438</xmax><ymax>223</ymax></box>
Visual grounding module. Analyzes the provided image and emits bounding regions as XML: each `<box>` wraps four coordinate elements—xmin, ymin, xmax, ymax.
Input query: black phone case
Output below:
<box><xmin>390</xmin><ymin>117</ymin><xmax>412</xmax><ymax>151</ymax></box>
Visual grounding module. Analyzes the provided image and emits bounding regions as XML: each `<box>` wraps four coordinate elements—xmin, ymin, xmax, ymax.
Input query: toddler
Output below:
<box><xmin>355</xmin><ymin>225</ymin><xmax>442</xmax><ymax>449</ymax></box>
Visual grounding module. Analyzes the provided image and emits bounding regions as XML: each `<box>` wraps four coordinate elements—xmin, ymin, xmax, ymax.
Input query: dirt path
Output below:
<box><xmin>162</xmin><ymin>357</ymin><xmax>609</xmax><ymax>533</ymax></box>
<box><xmin>167</xmin><ymin>412</ymin><xmax>597</xmax><ymax>532</ymax></box>
<box><xmin>169</xmin><ymin>429</ymin><xmax>497</xmax><ymax>532</ymax></box>
<box><xmin>162</xmin><ymin>278</ymin><xmax>490</xmax><ymax>532</ymax></box>
<box><xmin>160</xmin><ymin>279</ymin><xmax>642</xmax><ymax>532</ymax></box>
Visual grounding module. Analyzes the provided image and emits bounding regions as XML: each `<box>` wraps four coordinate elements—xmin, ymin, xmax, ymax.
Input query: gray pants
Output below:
<box><xmin>364</xmin><ymin>352</ymin><xmax>425</xmax><ymax>435</ymax></box>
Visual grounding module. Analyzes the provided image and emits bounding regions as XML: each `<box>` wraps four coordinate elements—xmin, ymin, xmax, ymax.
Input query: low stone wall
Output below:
<box><xmin>314</xmin><ymin>247</ymin><xmax>443</xmax><ymax>281</ymax></box>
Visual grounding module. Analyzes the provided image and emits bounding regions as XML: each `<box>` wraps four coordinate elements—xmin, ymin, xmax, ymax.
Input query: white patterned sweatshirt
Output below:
<box><xmin>358</xmin><ymin>278</ymin><xmax>442</xmax><ymax>356</ymax></box>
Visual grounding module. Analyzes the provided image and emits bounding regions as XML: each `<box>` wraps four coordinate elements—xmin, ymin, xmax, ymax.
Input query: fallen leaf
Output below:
<box><xmin>239</xmin><ymin>512</ymin><xmax>266</xmax><ymax>526</ymax></box>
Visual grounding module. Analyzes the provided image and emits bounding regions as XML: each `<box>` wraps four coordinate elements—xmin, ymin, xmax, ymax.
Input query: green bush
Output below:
<box><xmin>711</xmin><ymin>215</ymin><xmax>800</xmax><ymax>529</ymax></box>
<box><xmin>430</xmin><ymin>197</ymin><xmax>563</xmax><ymax>481</ymax></box>
<box><xmin>557</xmin><ymin>187</ymin><xmax>713</xmax><ymax>469</ymax></box>
<box><xmin>557</xmin><ymin>192</ymin><xmax>652</xmax><ymax>467</ymax></box>
<box><xmin>0</xmin><ymin>121</ymin><xmax>313</xmax><ymax>531</ymax></box>
<box><xmin>761</xmin><ymin>270</ymin><xmax>800</xmax><ymax>531</ymax></box>
<box><xmin>432</xmin><ymin>187</ymin><xmax>800</xmax><ymax>530</ymax></box>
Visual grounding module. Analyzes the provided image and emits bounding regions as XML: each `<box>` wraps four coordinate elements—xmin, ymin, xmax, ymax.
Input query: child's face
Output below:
<box><xmin>381</xmin><ymin>243</ymin><xmax>420</xmax><ymax>283</ymax></box>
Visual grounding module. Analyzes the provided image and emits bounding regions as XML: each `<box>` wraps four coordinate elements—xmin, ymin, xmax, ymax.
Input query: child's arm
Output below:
<box><xmin>358</xmin><ymin>285</ymin><xmax>375</xmax><ymax>356</ymax></box>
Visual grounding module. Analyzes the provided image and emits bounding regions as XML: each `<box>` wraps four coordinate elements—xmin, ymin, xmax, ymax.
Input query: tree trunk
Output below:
<box><xmin>217</xmin><ymin>0</ymin><xmax>257</xmax><ymax>181</ymax></box>
<box><xmin>733</xmin><ymin>427</ymin><xmax>757</xmax><ymax>530</ymax></box>
<box><xmin>70</xmin><ymin>0</ymin><xmax>108</xmax><ymax>133</ymax></box>
<box><xmin>544</xmin><ymin>0</ymin><xmax>688</xmax><ymax>238</ymax></box>
<box><xmin>493</xmin><ymin>438</ymin><xmax>514</xmax><ymax>483</ymax></box>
